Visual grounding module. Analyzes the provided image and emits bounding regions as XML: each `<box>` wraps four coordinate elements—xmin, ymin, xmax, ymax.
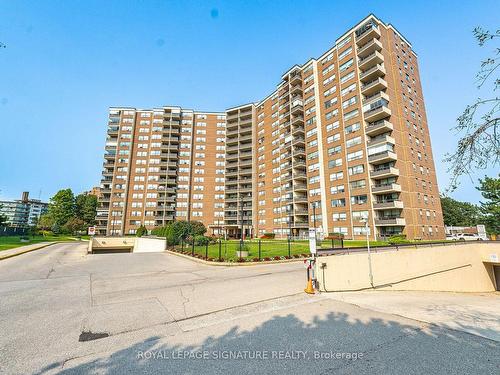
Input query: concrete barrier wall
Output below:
<box><xmin>89</xmin><ymin>237</ymin><xmax>166</xmax><ymax>253</ymax></box>
<box><xmin>316</xmin><ymin>242</ymin><xmax>499</xmax><ymax>293</ymax></box>
<box><xmin>134</xmin><ymin>237</ymin><xmax>166</xmax><ymax>253</ymax></box>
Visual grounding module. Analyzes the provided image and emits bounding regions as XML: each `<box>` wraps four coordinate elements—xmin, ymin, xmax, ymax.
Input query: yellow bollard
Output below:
<box><xmin>304</xmin><ymin>277</ymin><xmax>315</xmax><ymax>294</ymax></box>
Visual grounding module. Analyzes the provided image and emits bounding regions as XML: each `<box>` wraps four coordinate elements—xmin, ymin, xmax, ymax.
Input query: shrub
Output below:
<box><xmin>293</xmin><ymin>254</ymin><xmax>301</xmax><ymax>259</ymax></box>
<box><xmin>273</xmin><ymin>256</ymin><xmax>281</xmax><ymax>261</ymax></box>
<box><xmin>194</xmin><ymin>235</ymin><xmax>210</xmax><ymax>246</ymax></box>
<box><xmin>388</xmin><ymin>234</ymin><xmax>410</xmax><ymax>244</ymax></box>
<box><xmin>260</xmin><ymin>232</ymin><xmax>276</xmax><ymax>239</ymax></box>
<box><xmin>136</xmin><ymin>225</ymin><xmax>147</xmax><ymax>237</ymax></box>
<box><xmin>252</xmin><ymin>257</ymin><xmax>260</xmax><ymax>262</ymax></box>
<box><xmin>236</xmin><ymin>258</ymin><xmax>246</xmax><ymax>263</ymax></box>
<box><xmin>264</xmin><ymin>257</ymin><xmax>271</xmax><ymax>261</ymax></box>
<box><xmin>284</xmin><ymin>256</ymin><xmax>292</xmax><ymax>259</ymax></box>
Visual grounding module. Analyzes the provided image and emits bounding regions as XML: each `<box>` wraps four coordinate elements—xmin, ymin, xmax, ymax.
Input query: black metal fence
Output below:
<box><xmin>0</xmin><ymin>226</ymin><xmax>28</xmax><ymax>237</ymax></box>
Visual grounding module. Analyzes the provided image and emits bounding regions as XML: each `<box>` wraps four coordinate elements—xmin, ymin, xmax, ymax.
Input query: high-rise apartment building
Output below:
<box><xmin>96</xmin><ymin>106</ymin><xmax>226</xmax><ymax>236</ymax></box>
<box><xmin>97</xmin><ymin>14</ymin><xmax>445</xmax><ymax>240</ymax></box>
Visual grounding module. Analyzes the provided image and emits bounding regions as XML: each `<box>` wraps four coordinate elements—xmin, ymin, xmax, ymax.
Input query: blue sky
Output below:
<box><xmin>0</xmin><ymin>0</ymin><xmax>498</xmax><ymax>203</ymax></box>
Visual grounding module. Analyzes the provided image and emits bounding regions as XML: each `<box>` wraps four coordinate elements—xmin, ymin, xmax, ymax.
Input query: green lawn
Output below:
<box><xmin>0</xmin><ymin>235</ymin><xmax>82</xmax><ymax>251</ymax></box>
<box><xmin>174</xmin><ymin>239</ymin><xmax>390</xmax><ymax>261</ymax></box>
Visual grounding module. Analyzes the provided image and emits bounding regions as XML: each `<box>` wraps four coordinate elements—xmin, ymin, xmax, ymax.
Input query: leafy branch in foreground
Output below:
<box><xmin>445</xmin><ymin>27</ymin><xmax>500</xmax><ymax>191</ymax></box>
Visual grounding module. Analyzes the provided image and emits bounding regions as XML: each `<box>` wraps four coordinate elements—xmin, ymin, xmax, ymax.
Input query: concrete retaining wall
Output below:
<box><xmin>88</xmin><ymin>237</ymin><xmax>166</xmax><ymax>253</ymax></box>
<box><xmin>316</xmin><ymin>242</ymin><xmax>500</xmax><ymax>293</ymax></box>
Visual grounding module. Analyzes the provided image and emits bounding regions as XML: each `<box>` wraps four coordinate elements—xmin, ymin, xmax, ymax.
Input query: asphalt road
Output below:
<box><xmin>0</xmin><ymin>242</ymin><xmax>498</xmax><ymax>375</ymax></box>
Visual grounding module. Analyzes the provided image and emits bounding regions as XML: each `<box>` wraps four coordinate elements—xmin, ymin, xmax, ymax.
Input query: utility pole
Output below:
<box><xmin>312</xmin><ymin>201</ymin><xmax>317</xmax><ymax>243</ymax></box>
<box><xmin>362</xmin><ymin>217</ymin><xmax>374</xmax><ymax>287</ymax></box>
<box><xmin>239</xmin><ymin>195</ymin><xmax>244</xmax><ymax>251</ymax></box>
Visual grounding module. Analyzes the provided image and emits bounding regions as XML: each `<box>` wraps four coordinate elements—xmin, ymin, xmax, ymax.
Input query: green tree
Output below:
<box><xmin>136</xmin><ymin>225</ymin><xmax>147</xmax><ymax>237</ymax></box>
<box><xmin>47</xmin><ymin>189</ymin><xmax>75</xmax><ymax>227</ymax></box>
<box><xmin>62</xmin><ymin>217</ymin><xmax>86</xmax><ymax>235</ymax></box>
<box><xmin>75</xmin><ymin>193</ymin><xmax>97</xmax><ymax>225</ymax></box>
<box><xmin>445</xmin><ymin>27</ymin><xmax>500</xmax><ymax>190</ymax></box>
<box><xmin>190</xmin><ymin>221</ymin><xmax>207</xmax><ymax>236</ymax></box>
<box><xmin>37</xmin><ymin>213</ymin><xmax>55</xmax><ymax>231</ymax></box>
<box><xmin>440</xmin><ymin>196</ymin><xmax>482</xmax><ymax>226</ymax></box>
<box><xmin>477</xmin><ymin>175</ymin><xmax>500</xmax><ymax>234</ymax></box>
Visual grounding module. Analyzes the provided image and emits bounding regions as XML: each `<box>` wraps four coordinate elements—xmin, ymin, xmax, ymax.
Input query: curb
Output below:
<box><xmin>0</xmin><ymin>242</ymin><xmax>59</xmax><ymax>261</ymax></box>
<box><xmin>166</xmin><ymin>250</ymin><xmax>307</xmax><ymax>266</ymax></box>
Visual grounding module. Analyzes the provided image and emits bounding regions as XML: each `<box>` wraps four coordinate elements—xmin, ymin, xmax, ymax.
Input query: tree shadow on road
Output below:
<box><xmin>36</xmin><ymin>309</ymin><xmax>499</xmax><ymax>375</ymax></box>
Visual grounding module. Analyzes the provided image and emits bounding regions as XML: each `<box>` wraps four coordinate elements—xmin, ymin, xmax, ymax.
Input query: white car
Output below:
<box><xmin>456</xmin><ymin>233</ymin><xmax>486</xmax><ymax>241</ymax></box>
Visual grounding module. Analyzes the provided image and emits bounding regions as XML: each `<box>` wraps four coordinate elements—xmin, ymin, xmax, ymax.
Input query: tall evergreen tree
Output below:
<box><xmin>477</xmin><ymin>175</ymin><xmax>500</xmax><ymax>234</ymax></box>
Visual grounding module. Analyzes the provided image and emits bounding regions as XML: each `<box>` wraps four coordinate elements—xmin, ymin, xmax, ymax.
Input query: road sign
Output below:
<box><xmin>88</xmin><ymin>226</ymin><xmax>96</xmax><ymax>236</ymax></box>
<box><xmin>308</xmin><ymin>228</ymin><xmax>316</xmax><ymax>254</ymax></box>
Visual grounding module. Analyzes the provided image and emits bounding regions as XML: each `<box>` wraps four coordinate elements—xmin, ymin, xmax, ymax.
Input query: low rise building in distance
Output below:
<box><xmin>0</xmin><ymin>192</ymin><xmax>48</xmax><ymax>227</ymax></box>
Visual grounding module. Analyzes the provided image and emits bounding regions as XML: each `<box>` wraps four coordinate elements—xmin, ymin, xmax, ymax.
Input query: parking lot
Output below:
<box><xmin>0</xmin><ymin>242</ymin><xmax>498</xmax><ymax>374</ymax></box>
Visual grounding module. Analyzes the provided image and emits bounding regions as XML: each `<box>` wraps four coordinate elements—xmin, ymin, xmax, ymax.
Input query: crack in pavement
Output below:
<box><xmin>179</xmin><ymin>283</ymin><xmax>195</xmax><ymax>320</ymax></box>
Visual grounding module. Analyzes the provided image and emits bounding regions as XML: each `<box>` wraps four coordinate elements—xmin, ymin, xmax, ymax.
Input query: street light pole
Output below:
<box><xmin>312</xmin><ymin>202</ymin><xmax>317</xmax><ymax>243</ymax></box>
<box><xmin>239</xmin><ymin>195</ymin><xmax>244</xmax><ymax>251</ymax></box>
<box><xmin>363</xmin><ymin>217</ymin><xmax>374</xmax><ymax>287</ymax></box>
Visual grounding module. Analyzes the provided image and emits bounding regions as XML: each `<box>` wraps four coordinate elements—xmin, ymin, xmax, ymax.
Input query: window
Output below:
<box><xmin>339</xmin><ymin>59</ymin><xmax>353</xmax><ymax>72</ymax></box>
<box><xmin>351</xmin><ymin>195</ymin><xmax>368</xmax><ymax>205</ymax></box>
<box><xmin>346</xmin><ymin>136</ymin><xmax>361</xmax><ymax>148</ymax></box>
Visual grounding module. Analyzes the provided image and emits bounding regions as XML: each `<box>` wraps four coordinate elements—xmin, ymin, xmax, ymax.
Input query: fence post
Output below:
<box><xmin>181</xmin><ymin>238</ymin><xmax>184</xmax><ymax>252</ymax></box>
<box><xmin>288</xmin><ymin>236</ymin><xmax>291</xmax><ymax>258</ymax></box>
<box><xmin>205</xmin><ymin>242</ymin><xmax>208</xmax><ymax>260</ymax></box>
<box><xmin>331</xmin><ymin>238</ymin><xmax>334</xmax><ymax>249</ymax></box>
<box><xmin>191</xmin><ymin>239</ymin><xmax>195</xmax><ymax>257</ymax></box>
<box><xmin>218</xmin><ymin>239</ymin><xmax>222</xmax><ymax>261</ymax></box>
<box><xmin>258</xmin><ymin>239</ymin><xmax>261</xmax><ymax>261</ymax></box>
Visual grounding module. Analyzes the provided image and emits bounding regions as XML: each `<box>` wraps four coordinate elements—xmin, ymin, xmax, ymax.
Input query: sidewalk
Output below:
<box><xmin>0</xmin><ymin>242</ymin><xmax>56</xmax><ymax>260</ymax></box>
<box><xmin>322</xmin><ymin>290</ymin><xmax>500</xmax><ymax>342</ymax></box>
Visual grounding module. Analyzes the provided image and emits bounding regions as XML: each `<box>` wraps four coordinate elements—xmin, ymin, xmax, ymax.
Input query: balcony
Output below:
<box><xmin>290</xmin><ymin>85</ymin><xmax>302</xmax><ymax>95</ymax></box>
<box><xmin>372</xmin><ymin>183</ymin><xmax>401</xmax><ymax>194</ymax></box>
<box><xmin>293</xmin><ymin>160</ymin><xmax>307</xmax><ymax>168</ymax></box>
<box><xmin>364</xmin><ymin>104</ymin><xmax>391</xmax><ymax>122</ymax></box>
<box><xmin>361</xmin><ymin>77</ymin><xmax>387</xmax><ymax>96</ymax></box>
<box><xmin>294</xmin><ymin>195</ymin><xmax>308</xmax><ymax>203</ymax></box>
<box><xmin>292</xmin><ymin>137</ymin><xmax>305</xmax><ymax>146</ymax></box>
<box><xmin>290</xmin><ymin>72</ymin><xmax>302</xmax><ymax>85</ymax></box>
<box><xmin>292</xmin><ymin>221</ymin><xmax>309</xmax><ymax>228</ymax></box>
<box><xmin>294</xmin><ymin>183</ymin><xmax>307</xmax><ymax>191</ymax></box>
<box><xmin>375</xmin><ymin>217</ymin><xmax>406</xmax><ymax>226</ymax></box>
<box><xmin>371</xmin><ymin>166</ymin><xmax>400</xmax><ymax>178</ymax></box>
<box><xmin>358</xmin><ymin>50</ymin><xmax>384</xmax><ymax>70</ymax></box>
<box><xmin>365</xmin><ymin>120</ymin><xmax>393</xmax><ymax>136</ymax></box>
<box><xmin>357</xmin><ymin>38</ymin><xmax>383</xmax><ymax>59</ymax></box>
<box><xmin>356</xmin><ymin>24</ymin><xmax>381</xmax><ymax>46</ymax></box>
<box><xmin>368</xmin><ymin>150</ymin><xmax>397</xmax><ymax>164</ymax></box>
<box><xmin>292</xmin><ymin>126</ymin><xmax>305</xmax><ymax>136</ymax></box>
<box><xmin>226</xmin><ymin>111</ymin><xmax>238</xmax><ymax>121</ymax></box>
<box><xmin>240</xmin><ymin>159</ymin><xmax>252</xmax><ymax>167</ymax></box>
<box><xmin>107</xmin><ymin>126</ymin><xmax>119</xmax><ymax>135</ymax></box>
<box><xmin>363</xmin><ymin>91</ymin><xmax>390</xmax><ymax>105</ymax></box>
<box><xmin>373</xmin><ymin>200</ymin><xmax>404</xmax><ymax>210</ymax></box>
<box><xmin>239</xmin><ymin>134</ymin><xmax>252</xmax><ymax>143</ymax></box>
<box><xmin>359</xmin><ymin>64</ymin><xmax>386</xmax><ymax>82</ymax></box>
<box><xmin>368</xmin><ymin>134</ymin><xmax>395</xmax><ymax>146</ymax></box>
<box><xmin>293</xmin><ymin>172</ymin><xmax>307</xmax><ymax>179</ymax></box>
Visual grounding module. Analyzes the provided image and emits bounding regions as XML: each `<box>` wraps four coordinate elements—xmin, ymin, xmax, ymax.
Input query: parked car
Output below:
<box><xmin>446</xmin><ymin>234</ymin><xmax>458</xmax><ymax>241</ymax></box>
<box><xmin>456</xmin><ymin>233</ymin><xmax>486</xmax><ymax>241</ymax></box>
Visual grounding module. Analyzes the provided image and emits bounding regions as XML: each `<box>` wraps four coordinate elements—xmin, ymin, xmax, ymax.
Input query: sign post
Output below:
<box><xmin>308</xmin><ymin>227</ymin><xmax>317</xmax><ymax>255</ymax></box>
